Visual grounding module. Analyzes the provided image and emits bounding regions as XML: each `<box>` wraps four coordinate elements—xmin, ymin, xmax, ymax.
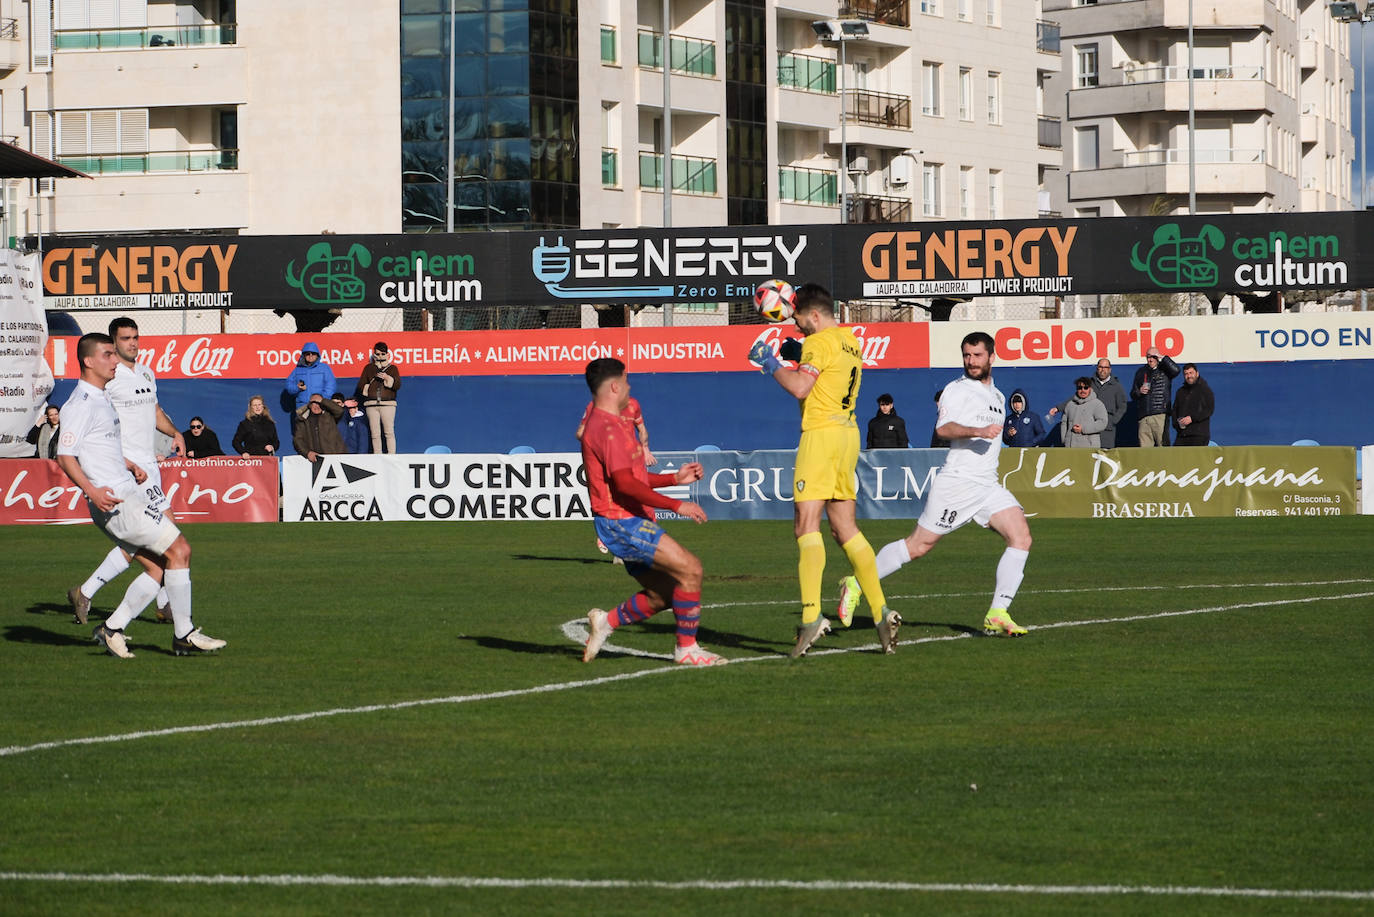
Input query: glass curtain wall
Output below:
<box><xmin>725</xmin><ymin>0</ymin><xmax>767</xmax><ymax>226</ymax></box>
<box><xmin>401</xmin><ymin>0</ymin><xmax>579</xmax><ymax>233</ymax></box>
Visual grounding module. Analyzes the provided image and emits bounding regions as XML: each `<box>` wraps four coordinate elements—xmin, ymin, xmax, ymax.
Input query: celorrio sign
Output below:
<box><xmin>41</xmin><ymin>212</ymin><xmax>1374</xmax><ymax>310</ymax></box>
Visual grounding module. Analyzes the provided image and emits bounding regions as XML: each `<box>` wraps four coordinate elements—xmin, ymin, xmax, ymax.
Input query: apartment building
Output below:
<box><xmin>1042</xmin><ymin>0</ymin><xmax>1355</xmax><ymax>218</ymax></box>
<box><xmin>1</xmin><ymin>0</ymin><xmax>1060</xmax><ymax>329</ymax></box>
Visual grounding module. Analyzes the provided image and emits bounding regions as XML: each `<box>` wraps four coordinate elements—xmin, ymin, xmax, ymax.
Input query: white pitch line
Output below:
<box><xmin>3</xmin><ymin>581</ymin><xmax>1369</xmax><ymax>760</ymax></box>
<box><xmin>0</xmin><ymin>872</ymin><xmax>1370</xmax><ymax>901</ymax></box>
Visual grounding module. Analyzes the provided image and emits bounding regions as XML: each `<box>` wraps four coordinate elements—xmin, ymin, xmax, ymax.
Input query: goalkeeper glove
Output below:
<box><xmin>747</xmin><ymin>339</ymin><xmax>783</xmax><ymax>375</ymax></box>
<box><xmin>778</xmin><ymin>338</ymin><xmax>803</xmax><ymax>363</ymax></box>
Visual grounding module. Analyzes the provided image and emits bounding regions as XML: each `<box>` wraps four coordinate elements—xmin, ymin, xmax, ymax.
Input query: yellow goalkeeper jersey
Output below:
<box><xmin>798</xmin><ymin>325</ymin><xmax>863</xmax><ymax>432</ymax></box>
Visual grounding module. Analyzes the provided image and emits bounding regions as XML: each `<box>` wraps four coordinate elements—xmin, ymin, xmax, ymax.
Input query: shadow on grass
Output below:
<box><xmin>26</xmin><ymin>602</ymin><xmax>80</xmax><ymax>618</ymax></box>
<box><xmin>908</xmin><ymin>620</ymin><xmax>984</xmax><ymax>637</ymax></box>
<box><xmin>509</xmin><ymin>554</ymin><xmax>607</xmax><ymax>565</ymax></box>
<box><xmin>462</xmin><ymin>634</ymin><xmax>583</xmax><ymax>657</ymax></box>
<box><xmin>4</xmin><ymin>623</ymin><xmax>94</xmax><ymax>647</ymax></box>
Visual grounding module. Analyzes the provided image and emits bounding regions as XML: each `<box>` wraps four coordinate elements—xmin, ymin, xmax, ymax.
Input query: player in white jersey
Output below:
<box><xmin>837</xmin><ymin>331</ymin><xmax>1034</xmax><ymax>637</ymax></box>
<box><xmin>56</xmin><ymin>333</ymin><xmax>225</xmax><ymax>659</ymax></box>
<box><xmin>66</xmin><ymin>317</ymin><xmax>185</xmax><ymax>625</ymax></box>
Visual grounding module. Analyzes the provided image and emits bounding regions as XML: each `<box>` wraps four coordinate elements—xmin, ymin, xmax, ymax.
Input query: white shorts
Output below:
<box><xmin>135</xmin><ymin>461</ymin><xmax>171</xmax><ymax>514</ymax></box>
<box><xmin>89</xmin><ymin>480</ymin><xmax>181</xmax><ymax>557</ymax></box>
<box><xmin>917</xmin><ymin>473</ymin><xmax>1021</xmax><ymax>536</ymax></box>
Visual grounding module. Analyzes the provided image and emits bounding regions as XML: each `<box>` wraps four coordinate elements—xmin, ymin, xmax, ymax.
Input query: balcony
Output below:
<box><xmin>1121</xmin><ymin>147</ymin><xmax>1263</xmax><ymax>166</ymax></box>
<box><xmin>638</xmin><ymin>152</ymin><xmax>718</xmax><ymax>195</ymax></box>
<box><xmin>1069</xmin><ymin>67</ymin><xmax>1278</xmax><ymax>119</ymax></box>
<box><xmin>1038</xmin><ymin>116</ymin><xmax>1062</xmax><ymax>149</ymax></box>
<box><xmin>779</xmin><ymin>165</ymin><xmax>838</xmax><ymax>205</ymax></box>
<box><xmin>0</xmin><ymin>18</ymin><xmax>20</xmax><ymax>72</ymax></box>
<box><xmin>1121</xmin><ymin>64</ymin><xmax>1264</xmax><ymax>84</ymax></box>
<box><xmin>778</xmin><ymin>51</ymin><xmax>836</xmax><ymax>94</ymax></box>
<box><xmin>54</xmin><ymin>23</ymin><xmax>237</xmax><ymax>50</ymax></box>
<box><xmin>1299</xmin><ymin>29</ymin><xmax>1317</xmax><ymax>71</ymax></box>
<box><xmin>1037</xmin><ymin>20</ymin><xmax>1060</xmax><ymax>54</ymax></box>
<box><xmin>1300</xmin><ymin>103</ymin><xmax>1318</xmax><ymax>145</ymax></box>
<box><xmin>637</xmin><ymin>30</ymin><xmax>716</xmax><ymax>78</ymax></box>
<box><xmin>1071</xmin><ymin>148</ymin><xmax>1272</xmax><ymax>200</ymax></box>
<box><xmin>845</xmin><ymin>90</ymin><xmax>911</xmax><ymax>128</ymax></box>
<box><xmin>57</xmin><ymin>148</ymin><xmax>239</xmax><ymax>174</ymax></box>
<box><xmin>602</xmin><ymin>148</ymin><xmax>618</xmax><ymax>187</ymax></box>
<box><xmin>848</xmin><ymin>193</ymin><xmax>911</xmax><ymax>223</ymax></box>
<box><xmin>839</xmin><ymin>0</ymin><xmax>911</xmax><ymax>28</ymax></box>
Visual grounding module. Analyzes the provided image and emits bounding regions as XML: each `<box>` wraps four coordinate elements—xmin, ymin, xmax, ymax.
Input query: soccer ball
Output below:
<box><xmin>753</xmin><ymin>279</ymin><xmax>797</xmax><ymax>323</ymax></box>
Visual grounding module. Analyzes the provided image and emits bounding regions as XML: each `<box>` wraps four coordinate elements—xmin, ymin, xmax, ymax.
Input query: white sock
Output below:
<box><xmin>993</xmin><ymin>547</ymin><xmax>1030</xmax><ymax>610</ymax></box>
<box><xmin>157</xmin><ymin>588</ymin><xmax>170</xmax><ymax>609</ymax></box>
<box><xmin>104</xmin><ymin>572</ymin><xmax>162</xmax><ymax>632</ymax></box>
<box><xmin>875</xmin><ymin>540</ymin><xmax>911</xmax><ymax>579</ymax></box>
<box><xmin>164</xmin><ymin>567</ymin><xmax>193</xmax><ymax>639</ymax></box>
<box><xmin>82</xmin><ymin>547</ymin><xmax>130</xmax><ymax>600</ymax></box>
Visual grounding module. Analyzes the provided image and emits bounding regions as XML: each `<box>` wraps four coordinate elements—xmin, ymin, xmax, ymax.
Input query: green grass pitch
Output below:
<box><xmin>2</xmin><ymin>517</ymin><xmax>1373</xmax><ymax>916</ymax></box>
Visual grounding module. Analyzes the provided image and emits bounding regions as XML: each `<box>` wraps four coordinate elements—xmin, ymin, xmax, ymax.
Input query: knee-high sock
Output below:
<box><xmin>797</xmin><ymin>531</ymin><xmax>826</xmax><ymax>624</ymax></box>
<box><xmin>671</xmin><ymin>586</ymin><xmax>701</xmax><ymax>648</ymax></box>
<box><xmin>992</xmin><ymin>547</ymin><xmax>1029</xmax><ymax>610</ymax></box>
<box><xmin>82</xmin><ymin>547</ymin><xmax>130</xmax><ymax>600</ymax></box>
<box><xmin>103</xmin><ymin>572</ymin><xmax>162</xmax><ymax>632</ymax></box>
<box><xmin>163</xmin><ymin>567</ymin><xmax>193</xmax><ymax>639</ymax></box>
<box><xmin>841</xmin><ymin>532</ymin><xmax>887</xmax><ymax>624</ymax></box>
<box><xmin>157</xmin><ymin>587</ymin><xmax>171</xmax><ymax>610</ymax></box>
<box><xmin>611</xmin><ymin>591</ymin><xmax>654</xmax><ymax>628</ymax></box>
<box><xmin>875</xmin><ymin>540</ymin><xmax>911</xmax><ymax>579</ymax></box>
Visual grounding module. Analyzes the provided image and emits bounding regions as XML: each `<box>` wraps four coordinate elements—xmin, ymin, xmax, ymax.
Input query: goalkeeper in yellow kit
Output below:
<box><xmin>748</xmin><ymin>282</ymin><xmax>901</xmax><ymax>657</ymax></box>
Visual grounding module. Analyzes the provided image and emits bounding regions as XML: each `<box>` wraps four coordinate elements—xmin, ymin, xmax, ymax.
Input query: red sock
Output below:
<box><xmin>672</xmin><ymin>587</ymin><xmax>701</xmax><ymax>648</ymax></box>
<box><xmin>612</xmin><ymin>592</ymin><xmax>654</xmax><ymax>628</ymax></box>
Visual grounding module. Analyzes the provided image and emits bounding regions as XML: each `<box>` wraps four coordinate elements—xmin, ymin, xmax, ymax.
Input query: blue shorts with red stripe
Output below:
<box><xmin>593</xmin><ymin>515</ymin><xmax>663</xmax><ymax>576</ymax></box>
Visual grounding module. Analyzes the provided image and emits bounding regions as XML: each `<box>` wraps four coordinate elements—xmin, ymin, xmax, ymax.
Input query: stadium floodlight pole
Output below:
<box><xmin>1187</xmin><ymin>0</ymin><xmax>1197</xmax><ymax>315</ymax></box>
<box><xmin>1331</xmin><ymin>1</ymin><xmax>1366</xmax><ymax>308</ymax></box>
<box><xmin>812</xmin><ymin>20</ymin><xmax>870</xmax><ymax>225</ymax></box>
<box><xmin>445</xmin><ymin>1</ymin><xmax>457</xmax><ymax>331</ymax></box>
<box><xmin>663</xmin><ymin>0</ymin><xmax>674</xmax><ymax>326</ymax></box>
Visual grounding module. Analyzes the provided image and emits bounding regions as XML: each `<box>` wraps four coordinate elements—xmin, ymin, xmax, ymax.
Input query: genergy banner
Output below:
<box><xmin>44</xmin><ymin>323</ymin><xmax>930</xmax><ymax>380</ymax></box>
<box><xmin>0</xmin><ymin>457</ymin><xmax>279</xmax><ymax>525</ymax></box>
<box><xmin>928</xmin><ymin>313</ymin><xmax>1374</xmax><ymax>368</ymax></box>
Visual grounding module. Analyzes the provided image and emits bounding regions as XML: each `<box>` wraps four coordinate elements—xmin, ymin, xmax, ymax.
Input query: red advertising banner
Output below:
<box><xmin>43</xmin><ymin>323</ymin><xmax>931</xmax><ymax>380</ymax></box>
<box><xmin>0</xmin><ymin>457</ymin><xmax>279</xmax><ymax>525</ymax></box>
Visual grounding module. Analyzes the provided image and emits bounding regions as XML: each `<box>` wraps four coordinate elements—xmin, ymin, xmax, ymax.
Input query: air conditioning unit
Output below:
<box><xmin>847</xmin><ymin>147</ymin><xmax>869</xmax><ymax>173</ymax></box>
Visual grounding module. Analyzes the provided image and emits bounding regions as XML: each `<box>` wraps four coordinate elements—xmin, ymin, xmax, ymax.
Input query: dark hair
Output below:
<box><xmin>77</xmin><ymin>332</ymin><xmax>112</xmax><ymax>365</ymax></box>
<box><xmin>189</xmin><ymin>416</ymin><xmax>205</xmax><ymax>427</ymax></box>
<box><xmin>961</xmin><ymin>331</ymin><xmax>995</xmax><ymax>354</ymax></box>
<box><xmin>374</xmin><ymin>341</ymin><xmax>389</xmax><ymax>354</ymax></box>
<box><xmin>793</xmin><ymin>282</ymin><xmax>834</xmax><ymax>315</ymax></box>
<box><xmin>331</xmin><ymin>391</ymin><xmax>345</xmax><ymax>400</ymax></box>
<box><xmin>877</xmin><ymin>393</ymin><xmax>893</xmax><ymax>405</ymax></box>
<box><xmin>108</xmin><ymin>316</ymin><xmax>138</xmax><ymax>338</ymax></box>
<box><xmin>585</xmin><ymin>357</ymin><xmax>626</xmax><ymax>395</ymax></box>
<box><xmin>1182</xmin><ymin>362</ymin><xmax>1198</xmax><ymax>373</ymax></box>
<box><xmin>1075</xmin><ymin>376</ymin><xmax>1093</xmax><ymax>389</ymax></box>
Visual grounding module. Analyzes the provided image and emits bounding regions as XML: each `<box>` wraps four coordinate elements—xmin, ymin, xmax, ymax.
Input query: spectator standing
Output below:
<box><xmin>1091</xmin><ymin>359</ymin><xmax>1129</xmax><ymax>448</ymax></box>
<box><xmin>1002</xmin><ymin>390</ymin><xmax>1045</xmax><ymax>446</ymax></box>
<box><xmin>1060</xmin><ymin>377</ymin><xmax>1109</xmax><ymax>448</ymax></box>
<box><xmin>182</xmin><ymin>417</ymin><xmax>225</xmax><ymax>458</ymax></box>
<box><xmin>866</xmin><ymin>393</ymin><xmax>909</xmax><ymax>449</ymax></box>
<box><xmin>1131</xmin><ymin>346</ymin><xmax>1181</xmax><ymax>447</ymax></box>
<box><xmin>929</xmin><ymin>391</ymin><xmax>951</xmax><ymax>448</ymax></box>
<box><xmin>233</xmin><ymin>395</ymin><xmax>280</xmax><ymax>457</ymax></box>
<box><xmin>293</xmin><ymin>394</ymin><xmax>347</xmax><ymax>462</ymax></box>
<box><xmin>27</xmin><ymin>405</ymin><xmax>61</xmax><ymax>459</ymax></box>
<box><xmin>357</xmin><ymin>341</ymin><xmax>401</xmax><ymax>454</ymax></box>
<box><xmin>283</xmin><ymin>342</ymin><xmax>337</xmax><ymax>412</ymax></box>
<box><xmin>1171</xmin><ymin>363</ymin><xmax>1215</xmax><ymax>446</ymax></box>
<box><xmin>332</xmin><ymin>393</ymin><xmax>371</xmax><ymax>454</ymax></box>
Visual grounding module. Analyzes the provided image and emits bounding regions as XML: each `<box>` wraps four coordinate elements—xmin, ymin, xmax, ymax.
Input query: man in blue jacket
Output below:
<box><xmin>1002</xmin><ymin>389</ymin><xmax>1045</xmax><ymax>447</ymax></box>
<box><xmin>283</xmin><ymin>342</ymin><xmax>337</xmax><ymax>411</ymax></box>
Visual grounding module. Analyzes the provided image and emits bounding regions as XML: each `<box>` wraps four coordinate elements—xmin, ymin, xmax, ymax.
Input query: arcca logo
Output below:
<box><xmin>1129</xmin><ymin>223</ymin><xmax>1224</xmax><ymax>289</ymax></box>
<box><xmin>286</xmin><ymin>242</ymin><xmax>372</xmax><ymax>304</ymax></box>
<box><xmin>310</xmin><ymin>459</ymin><xmax>376</xmax><ymax>494</ymax></box>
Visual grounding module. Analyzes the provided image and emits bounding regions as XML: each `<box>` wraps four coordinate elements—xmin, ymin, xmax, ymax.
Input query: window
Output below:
<box><xmin>986</xmin><ymin>0</ymin><xmax>999</xmax><ymax>26</ymax></box>
<box><xmin>988</xmin><ymin>168</ymin><xmax>1002</xmax><ymax>218</ymax></box>
<box><xmin>1075</xmin><ymin>125</ymin><xmax>1099</xmax><ymax>169</ymax></box>
<box><xmin>922</xmin><ymin>162</ymin><xmax>943</xmax><ymax>216</ymax></box>
<box><xmin>1076</xmin><ymin>44</ymin><xmax>1099</xmax><ymax>88</ymax></box>
<box><xmin>957</xmin><ymin>0</ymin><xmax>971</xmax><ymax>20</ymax></box>
<box><xmin>920</xmin><ymin>0</ymin><xmax>940</xmax><ymax>14</ymax></box>
<box><xmin>986</xmin><ymin>72</ymin><xmax>1001</xmax><ymax>125</ymax></box>
<box><xmin>959</xmin><ymin>165</ymin><xmax>973</xmax><ymax>217</ymax></box>
<box><xmin>922</xmin><ymin>62</ymin><xmax>942</xmax><ymax>116</ymax></box>
<box><xmin>958</xmin><ymin>67</ymin><xmax>972</xmax><ymax>120</ymax></box>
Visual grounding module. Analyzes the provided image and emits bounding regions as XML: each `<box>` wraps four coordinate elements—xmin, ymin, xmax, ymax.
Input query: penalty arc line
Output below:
<box><xmin>0</xmin><ymin>872</ymin><xmax>1370</xmax><ymax>900</ymax></box>
<box><xmin>2</xmin><ymin>583</ymin><xmax>1369</xmax><ymax>760</ymax></box>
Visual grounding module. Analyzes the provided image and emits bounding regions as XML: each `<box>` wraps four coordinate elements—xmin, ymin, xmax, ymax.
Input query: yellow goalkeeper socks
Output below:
<box><xmin>797</xmin><ymin>531</ymin><xmax>826</xmax><ymax>624</ymax></box>
<box><xmin>841</xmin><ymin>532</ymin><xmax>887</xmax><ymax>624</ymax></box>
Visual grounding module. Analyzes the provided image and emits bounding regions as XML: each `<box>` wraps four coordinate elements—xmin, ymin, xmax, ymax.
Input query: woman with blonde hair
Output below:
<box><xmin>232</xmin><ymin>394</ymin><xmax>280</xmax><ymax>457</ymax></box>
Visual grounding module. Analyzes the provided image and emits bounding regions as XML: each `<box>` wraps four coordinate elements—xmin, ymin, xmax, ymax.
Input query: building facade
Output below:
<box><xmin>1042</xmin><ymin>0</ymin><xmax>1355</xmax><ymax>218</ymax></box>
